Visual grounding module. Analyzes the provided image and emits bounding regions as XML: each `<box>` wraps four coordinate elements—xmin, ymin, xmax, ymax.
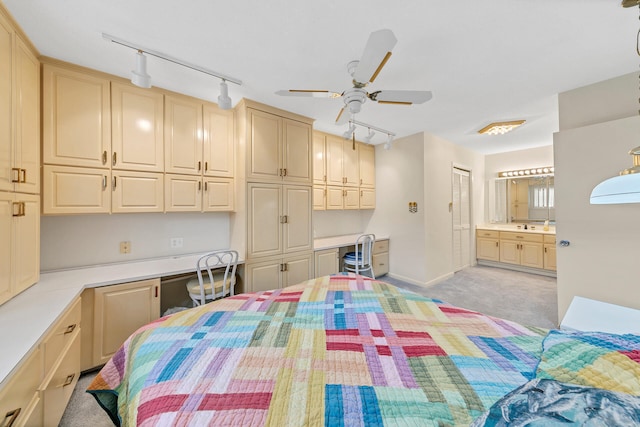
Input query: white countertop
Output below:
<box><xmin>0</xmin><ymin>252</ymin><xmax>242</xmax><ymax>387</ymax></box>
<box><xmin>477</xmin><ymin>224</ymin><xmax>556</xmax><ymax>235</ymax></box>
<box><xmin>314</xmin><ymin>233</ymin><xmax>390</xmax><ymax>250</ymax></box>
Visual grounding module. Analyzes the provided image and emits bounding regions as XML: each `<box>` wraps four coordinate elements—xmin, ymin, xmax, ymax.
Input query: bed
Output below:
<box><xmin>87</xmin><ymin>274</ymin><xmax>640</xmax><ymax>426</ymax></box>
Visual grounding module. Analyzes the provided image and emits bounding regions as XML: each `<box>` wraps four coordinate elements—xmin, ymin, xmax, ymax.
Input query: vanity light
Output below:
<box><xmin>497</xmin><ymin>166</ymin><xmax>554</xmax><ymax>178</ymax></box>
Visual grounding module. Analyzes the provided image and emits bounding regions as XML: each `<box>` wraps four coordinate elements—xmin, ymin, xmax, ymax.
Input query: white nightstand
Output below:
<box><xmin>560</xmin><ymin>296</ymin><xmax>640</xmax><ymax>334</ymax></box>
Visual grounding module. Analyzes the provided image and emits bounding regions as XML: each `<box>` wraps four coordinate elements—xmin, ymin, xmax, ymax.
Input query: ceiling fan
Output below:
<box><xmin>276</xmin><ymin>29</ymin><xmax>433</xmax><ymax>127</ymax></box>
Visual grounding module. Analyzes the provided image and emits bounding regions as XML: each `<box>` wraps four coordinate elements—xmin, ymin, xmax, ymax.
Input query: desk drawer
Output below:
<box><xmin>0</xmin><ymin>347</ymin><xmax>42</xmax><ymax>427</ymax></box>
<box><xmin>372</xmin><ymin>253</ymin><xmax>389</xmax><ymax>276</ymax></box>
<box><xmin>373</xmin><ymin>239</ymin><xmax>388</xmax><ymax>254</ymax></box>
<box><xmin>43</xmin><ymin>298</ymin><xmax>81</xmax><ymax>373</ymax></box>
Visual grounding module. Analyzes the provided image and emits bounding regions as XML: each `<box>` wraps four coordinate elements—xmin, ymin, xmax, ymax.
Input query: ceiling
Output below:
<box><xmin>4</xmin><ymin>0</ymin><xmax>638</xmax><ymax>154</ymax></box>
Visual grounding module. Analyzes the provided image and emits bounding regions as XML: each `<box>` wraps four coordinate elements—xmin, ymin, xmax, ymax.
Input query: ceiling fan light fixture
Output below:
<box><xmin>478</xmin><ymin>120</ymin><xmax>526</xmax><ymax>135</ymax></box>
<box><xmin>590</xmin><ymin>146</ymin><xmax>640</xmax><ymax>204</ymax></box>
<box><xmin>218</xmin><ymin>79</ymin><xmax>232</xmax><ymax>110</ymax></box>
<box><xmin>131</xmin><ymin>50</ymin><xmax>151</xmax><ymax>88</ymax></box>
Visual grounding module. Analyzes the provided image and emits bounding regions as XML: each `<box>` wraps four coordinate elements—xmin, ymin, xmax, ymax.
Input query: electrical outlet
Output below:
<box><xmin>120</xmin><ymin>241</ymin><xmax>131</xmax><ymax>254</ymax></box>
<box><xmin>170</xmin><ymin>237</ymin><xmax>183</xmax><ymax>248</ymax></box>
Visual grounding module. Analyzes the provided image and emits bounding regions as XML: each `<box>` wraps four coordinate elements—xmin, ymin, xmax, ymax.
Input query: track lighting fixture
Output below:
<box><xmin>217</xmin><ymin>80</ymin><xmax>232</xmax><ymax>110</ymax></box>
<box><xmin>343</xmin><ymin>119</ymin><xmax>395</xmax><ymax>149</ymax></box>
<box><xmin>343</xmin><ymin>124</ymin><xmax>356</xmax><ymax>140</ymax></box>
<box><xmin>131</xmin><ymin>51</ymin><xmax>151</xmax><ymax>88</ymax></box>
<box><xmin>384</xmin><ymin>134</ymin><xmax>394</xmax><ymax>150</ymax></box>
<box><xmin>103</xmin><ymin>33</ymin><xmax>242</xmax><ymax>108</ymax></box>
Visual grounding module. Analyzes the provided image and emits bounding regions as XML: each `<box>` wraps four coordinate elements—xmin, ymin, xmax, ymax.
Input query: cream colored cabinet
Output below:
<box><xmin>93</xmin><ymin>279</ymin><xmax>160</xmax><ymax>366</ymax></box>
<box><xmin>111</xmin><ymin>170</ymin><xmax>164</xmax><ymax>213</ymax></box>
<box><xmin>499</xmin><ymin>231</ymin><xmax>544</xmax><ymax>269</ymax></box>
<box><xmin>0</xmin><ymin>298</ymin><xmax>81</xmax><ymax>427</ymax></box>
<box><xmin>372</xmin><ymin>239</ymin><xmax>390</xmax><ymax>277</ymax></box>
<box><xmin>313</xmin><ymin>133</ymin><xmax>327</xmax><ymax>185</ymax></box>
<box><xmin>315</xmin><ymin>248</ymin><xmax>339</xmax><ymax>277</ymax></box>
<box><xmin>0</xmin><ymin>192</ymin><xmax>39</xmax><ymax>306</ymax></box>
<box><xmin>245</xmin><ymin>253</ymin><xmax>314</xmax><ymax>293</ymax></box>
<box><xmin>203</xmin><ymin>103</ymin><xmax>234</xmax><ymax>178</ymax></box>
<box><xmin>111</xmin><ymin>82</ymin><xmax>164</xmax><ymax>172</ymax></box>
<box><xmin>42</xmin><ymin>165</ymin><xmax>110</xmax><ymax>214</ymax></box>
<box><xmin>247</xmin><ymin>183</ymin><xmax>312</xmax><ymax>258</ymax></box>
<box><xmin>0</xmin><ymin>346</ymin><xmax>42</xmax><ymax>427</ymax></box>
<box><xmin>164</xmin><ymin>94</ymin><xmax>203</xmax><ymax>175</ymax></box>
<box><xmin>0</xmin><ymin>20</ymin><xmax>40</xmax><ymax>195</ymax></box>
<box><xmin>165</xmin><ymin>174</ymin><xmax>234</xmax><ymax>213</ymax></box>
<box><xmin>43</xmin><ymin>63</ymin><xmax>111</xmax><ymax>169</ymax></box>
<box><xmin>544</xmin><ymin>234</ymin><xmax>557</xmax><ymax>271</ymax></box>
<box><xmin>358</xmin><ymin>143</ymin><xmax>375</xmax><ymax>188</ymax></box>
<box><xmin>476</xmin><ymin>230</ymin><xmax>500</xmax><ymax>262</ymax></box>
<box><xmin>326</xmin><ymin>134</ymin><xmax>359</xmax><ymax>187</ymax></box>
<box><xmin>313</xmin><ymin>185</ymin><xmax>326</xmax><ymax>210</ymax></box>
<box><xmin>359</xmin><ymin>188</ymin><xmax>376</xmax><ymax>209</ymax></box>
<box><xmin>326</xmin><ymin>186</ymin><xmax>359</xmax><ymax>210</ymax></box>
<box><xmin>246</xmin><ymin>107</ymin><xmax>312</xmax><ymax>184</ymax></box>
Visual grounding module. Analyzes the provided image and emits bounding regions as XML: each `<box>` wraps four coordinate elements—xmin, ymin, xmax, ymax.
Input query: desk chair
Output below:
<box><xmin>186</xmin><ymin>250</ymin><xmax>238</xmax><ymax>306</ymax></box>
<box><xmin>343</xmin><ymin>234</ymin><xmax>376</xmax><ymax>279</ymax></box>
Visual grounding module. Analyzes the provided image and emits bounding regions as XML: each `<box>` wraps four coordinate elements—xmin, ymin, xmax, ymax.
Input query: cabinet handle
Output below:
<box><xmin>280</xmin><ymin>263</ymin><xmax>284</xmax><ymax>272</ymax></box>
<box><xmin>360</xmin><ymin>178</ymin><xmax>363</xmax><ymax>185</ymax></box>
<box><xmin>4</xmin><ymin>408</ymin><xmax>21</xmax><ymax>427</ymax></box>
<box><xmin>198</xmin><ymin>161</ymin><xmax>201</xmax><ymax>171</ymax></box>
<box><xmin>283</xmin><ymin>263</ymin><xmax>288</xmax><ymax>272</ymax></box>
<box><xmin>495</xmin><ymin>242</ymin><xmax>498</xmax><ymax>247</ymax></box>
<box><xmin>205</xmin><ymin>161</ymin><xmax>208</xmax><ymax>172</ymax></box>
<box><xmin>12</xmin><ymin>202</ymin><xmax>25</xmax><ymax>217</ymax></box>
<box><xmin>12</xmin><ymin>202</ymin><xmax>21</xmax><ymax>217</ymax></box>
<box><xmin>360</xmin><ymin>190</ymin><xmax>363</xmax><ymax>197</ymax></box>
<box><xmin>198</xmin><ymin>181</ymin><xmax>202</xmax><ymax>191</ymax></box>
<box><xmin>112</xmin><ymin>152</ymin><xmax>117</xmax><ymax>166</ymax></box>
<box><xmin>204</xmin><ymin>181</ymin><xmax>208</xmax><ymax>191</ymax></box>
<box><xmin>280</xmin><ymin>215</ymin><xmax>288</xmax><ymax>224</ymax></box>
<box><xmin>20</xmin><ymin>169</ymin><xmax>26</xmax><ymax>183</ymax></box>
<box><xmin>113</xmin><ymin>176</ymin><xmax>117</xmax><ymax>190</ymax></box>
<box><xmin>544</xmin><ymin>247</ymin><xmax>547</xmax><ymax>253</ymax></box>
<box><xmin>64</xmin><ymin>324</ymin><xmax>77</xmax><ymax>334</ymax></box>
<box><xmin>61</xmin><ymin>373</ymin><xmax>75</xmax><ymax>388</ymax></box>
<box><xmin>283</xmin><ymin>168</ymin><xmax>287</xmax><ymax>176</ymax></box>
<box><xmin>155</xmin><ymin>286</ymin><xmax>159</xmax><ymax>298</ymax></box>
<box><xmin>103</xmin><ymin>175</ymin><xmax>107</xmax><ymax>190</ymax></box>
<box><xmin>516</xmin><ymin>236</ymin><xmax>523</xmax><ymax>239</ymax></box>
<box><xmin>102</xmin><ymin>151</ymin><xmax>108</xmax><ymax>165</ymax></box>
<box><xmin>324</xmin><ymin>175</ymin><xmax>326</xmax><ymax>182</ymax></box>
<box><xmin>11</xmin><ymin>167</ymin><xmax>20</xmax><ymax>183</ymax></box>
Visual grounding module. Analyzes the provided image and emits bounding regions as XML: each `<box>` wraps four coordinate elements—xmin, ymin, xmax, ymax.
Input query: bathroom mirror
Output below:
<box><xmin>489</xmin><ymin>175</ymin><xmax>555</xmax><ymax>224</ymax></box>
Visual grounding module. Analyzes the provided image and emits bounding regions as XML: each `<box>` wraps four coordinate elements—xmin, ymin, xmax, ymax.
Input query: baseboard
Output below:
<box><xmin>477</xmin><ymin>260</ymin><xmax>557</xmax><ymax>278</ymax></box>
<box><xmin>385</xmin><ymin>272</ymin><xmax>425</xmax><ymax>287</ymax></box>
<box><xmin>385</xmin><ymin>271</ymin><xmax>455</xmax><ymax>288</ymax></box>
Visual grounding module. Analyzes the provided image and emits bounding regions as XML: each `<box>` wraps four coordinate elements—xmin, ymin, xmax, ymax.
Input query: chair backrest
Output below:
<box><xmin>355</xmin><ymin>234</ymin><xmax>375</xmax><ymax>266</ymax></box>
<box><xmin>196</xmin><ymin>250</ymin><xmax>239</xmax><ymax>301</ymax></box>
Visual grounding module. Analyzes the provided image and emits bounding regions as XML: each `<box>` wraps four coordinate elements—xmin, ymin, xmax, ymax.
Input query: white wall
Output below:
<box><xmin>40</xmin><ymin>213</ymin><xmax>231</xmax><ymax>270</ymax></box>
<box><xmin>554</xmin><ymin>71</ymin><xmax>640</xmax><ymax>318</ymax></box>
<box><xmin>313</xmin><ymin>210</ymin><xmax>372</xmax><ymax>238</ymax></box>
<box><xmin>365</xmin><ymin>131</ymin><xmax>484</xmax><ymax>287</ymax></box>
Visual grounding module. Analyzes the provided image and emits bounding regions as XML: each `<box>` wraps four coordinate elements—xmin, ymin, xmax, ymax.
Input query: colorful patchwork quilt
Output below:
<box><xmin>87</xmin><ymin>274</ymin><xmax>546</xmax><ymax>426</ymax></box>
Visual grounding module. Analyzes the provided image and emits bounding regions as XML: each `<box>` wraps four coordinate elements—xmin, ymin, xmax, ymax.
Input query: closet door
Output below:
<box><xmin>452</xmin><ymin>167</ymin><xmax>471</xmax><ymax>272</ymax></box>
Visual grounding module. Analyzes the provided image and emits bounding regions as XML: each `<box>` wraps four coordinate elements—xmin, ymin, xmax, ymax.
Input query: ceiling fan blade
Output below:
<box><xmin>369</xmin><ymin>90</ymin><xmax>433</xmax><ymax>105</ymax></box>
<box><xmin>335</xmin><ymin>107</ymin><xmax>350</xmax><ymax>125</ymax></box>
<box><xmin>275</xmin><ymin>89</ymin><xmax>341</xmax><ymax>98</ymax></box>
<box><xmin>352</xmin><ymin>29</ymin><xmax>397</xmax><ymax>85</ymax></box>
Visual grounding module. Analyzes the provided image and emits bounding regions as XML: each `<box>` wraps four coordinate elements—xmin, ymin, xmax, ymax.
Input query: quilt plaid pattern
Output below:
<box><xmin>87</xmin><ymin>274</ymin><xmax>545</xmax><ymax>426</ymax></box>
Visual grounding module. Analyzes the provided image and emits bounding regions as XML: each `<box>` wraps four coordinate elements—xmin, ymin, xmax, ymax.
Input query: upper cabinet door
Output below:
<box><xmin>312</xmin><ymin>133</ymin><xmax>326</xmax><ymax>185</ymax></box>
<box><xmin>203</xmin><ymin>103</ymin><xmax>234</xmax><ymax>178</ymax></box>
<box><xmin>14</xmin><ymin>37</ymin><xmax>40</xmax><ymax>195</ymax></box>
<box><xmin>164</xmin><ymin>94</ymin><xmax>203</xmax><ymax>175</ymax></box>
<box><xmin>358</xmin><ymin>143</ymin><xmax>375</xmax><ymax>188</ymax></box>
<box><xmin>342</xmin><ymin>139</ymin><xmax>359</xmax><ymax>187</ymax></box>
<box><xmin>248</xmin><ymin>108</ymin><xmax>281</xmax><ymax>182</ymax></box>
<box><xmin>282</xmin><ymin>118</ymin><xmax>312</xmax><ymax>185</ymax></box>
<box><xmin>43</xmin><ymin>64</ymin><xmax>111</xmax><ymax>168</ymax></box>
<box><xmin>0</xmin><ymin>15</ymin><xmax>13</xmax><ymax>193</ymax></box>
<box><xmin>111</xmin><ymin>82</ymin><xmax>164</xmax><ymax>172</ymax></box>
<box><xmin>325</xmin><ymin>135</ymin><xmax>344</xmax><ymax>186</ymax></box>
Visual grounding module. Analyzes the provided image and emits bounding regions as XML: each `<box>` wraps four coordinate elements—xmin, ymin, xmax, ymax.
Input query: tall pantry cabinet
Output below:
<box><xmin>237</xmin><ymin>100</ymin><xmax>315</xmax><ymax>292</ymax></box>
<box><xmin>0</xmin><ymin>9</ymin><xmax>40</xmax><ymax>306</ymax></box>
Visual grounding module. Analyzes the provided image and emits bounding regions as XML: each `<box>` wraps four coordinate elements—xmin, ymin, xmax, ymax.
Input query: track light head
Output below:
<box><xmin>364</xmin><ymin>128</ymin><xmax>375</xmax><ymax>143</ymax></box>
<box><xmin>343</xmin><ymin>123</ymin><xmax>356</xmax><ymax>139</ymax></box>
<box><xmin>131</xmin><ymin>51</ymin><xmax>151</xmax><ymax>88</ymax></box>
<box><xmin>384</xmin><ymin>134</ymin><xmax>393</xmax><ymax>150</ymax></box>
<box><xmin>218</xmin><ymin>80</ymin><xmax>232</xmax><ymax>110</ymax></box>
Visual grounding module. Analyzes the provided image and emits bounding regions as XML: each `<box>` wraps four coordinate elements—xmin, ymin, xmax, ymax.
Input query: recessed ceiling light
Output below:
<box><xmin>478</xmin><ymin>120</ymin><xmax>526</xmax><ymax>135</ymax></box>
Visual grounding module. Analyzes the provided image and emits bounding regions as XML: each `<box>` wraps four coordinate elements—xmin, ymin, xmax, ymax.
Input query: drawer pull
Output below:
<box><xmin>61</xmin><ymin>373</ymin><xmax>76</xmax><ymax>388</ymax></box>
<box><xmin>64</xmin><ymin>324</ymin><xmax>77</xmax><ymax>334</ymax></box>
<box><xmin>4</xmin><ymin>408</ymin><xmax>21</xmax><ymax>427</ymax></box>
<box><xmin>516</xmin><ymin>236</ymin><xmax>523</xmax><ymax>239</ymax></box>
